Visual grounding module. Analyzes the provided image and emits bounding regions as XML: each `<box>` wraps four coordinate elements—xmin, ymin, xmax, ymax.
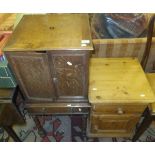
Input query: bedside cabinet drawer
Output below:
<box><xmin>89</xmin><ymin>114</ymin><xmax>140</xmax><ymax>137</ymax></box>
<box><xmin>92</xmin><ymin>104</ymin><xmax>146</xmax><ymax>115</ymax></box>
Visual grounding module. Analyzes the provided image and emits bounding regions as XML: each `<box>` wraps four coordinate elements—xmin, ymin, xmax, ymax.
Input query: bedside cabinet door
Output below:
<box><xmin>5</xmin><ymin>52</ymin><xmax>56</xmax><ymax>102</ymax></box>
<box><xmin>89</xmin><ymin>114</ymin><xmax>140</xmax><ymax>137</ymax></box>
<box><xmin>48</xmin><ymin>51</ymin><xmax>89</xmax><ymax>102</ymax></box>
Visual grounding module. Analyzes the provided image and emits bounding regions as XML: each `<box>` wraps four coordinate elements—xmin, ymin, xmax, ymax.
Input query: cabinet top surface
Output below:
<box><xmin>3</xmin><ymin>14</ymin><xmax>93</xmax><ymax>51</ymax></box>
<box><xmin>89</xmin><ymin>58</ymin><xmax>155</xmax><ymax>105</ymax></box>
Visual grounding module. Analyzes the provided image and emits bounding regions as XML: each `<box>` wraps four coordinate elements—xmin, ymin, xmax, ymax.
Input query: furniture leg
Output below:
<box><xmin>82</xmin><ymin>114</ymin><xmax>88</xmax><ymax>141</ymax></box>
<box><xmin>3</xmin><ymin>126</ymin><xmax>21</xmax><ymax>142</ymax></box>
<box><xmin>132</xmin><ymin>107</ymin><xmax>153</xmax><ymax>141</ymax></box>
<box><xmin>33</xmin><ymin>116</ymin><xmax>47</xmax><ymax>138</ymax></box>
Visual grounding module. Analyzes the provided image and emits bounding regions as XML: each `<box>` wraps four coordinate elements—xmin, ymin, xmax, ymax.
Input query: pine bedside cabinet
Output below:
<box><xmin>88</xmin><ymin>58</ymin><xmax>155</xmax><ymax>138</ymax></box>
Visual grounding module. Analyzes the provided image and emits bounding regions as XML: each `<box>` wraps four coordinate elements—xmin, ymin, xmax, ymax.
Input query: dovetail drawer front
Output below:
<box><xmin>92</xmin><ymin>104</ymin><xmax>146</xmax><ymax>115</ymax></box>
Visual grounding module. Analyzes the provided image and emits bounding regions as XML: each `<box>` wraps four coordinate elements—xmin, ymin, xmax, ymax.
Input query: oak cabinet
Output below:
<box><xmin>49</xmin><ymin>51</ymin><xmax>89</xmax><ymax>102</ymax></box>
<box><xmin>5</xmin><ymin>52</ymin><xmax>56</xmax><ymax>102</ymax></box>
<box><xmin>4</xmin><ymin>14</ymin><xmax>93</xmax><ymax>103</ymax></box>
<box><xmin>5</xmin><ymin>50</ymin><xmax>90</xmax><ymax>103</ymax></box>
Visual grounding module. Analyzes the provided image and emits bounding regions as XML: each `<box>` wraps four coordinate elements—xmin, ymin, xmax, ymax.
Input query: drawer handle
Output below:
<box><xmin>117</xmin><ymin>107</ymin><xmax>124</xmax><ymax>114</ymax></box>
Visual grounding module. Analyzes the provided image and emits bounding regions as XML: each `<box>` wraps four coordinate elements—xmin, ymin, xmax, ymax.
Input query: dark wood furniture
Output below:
<box><xmin>3</xmin><ymin>14</ymin><xmax>93</xmax><ymax>139</ymax></box>
<box><xmin>4</xmin><ymin>14</ymin><xmax>93</xmax><ymax>104</ymax></box>
<box><xmin>132</xmin><ymin>73</ymin><xmax>155</xmax><ymax>141</ymax></box>
<box><xmin>87</xmin><ymin>58</ymin><xmax>155</xmax><ymax>138</ymax></box>
<box><xmin>0</xmin><ymin>87</ymin><xmax>25</xmax><ymax>141</ymax></box>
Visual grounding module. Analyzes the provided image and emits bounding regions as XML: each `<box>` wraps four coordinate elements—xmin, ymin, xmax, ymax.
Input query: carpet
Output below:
<box><xmin>0</xmin><ymin>110</ymin><xmax>155</xmax><ymax>142</ymax></box>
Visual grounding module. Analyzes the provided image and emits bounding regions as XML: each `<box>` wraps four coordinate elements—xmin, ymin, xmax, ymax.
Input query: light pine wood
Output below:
<box><xmin>3</xmin><ymin>14</ymin><xmax>93</xmax><ymax>52</ymax></box>
<box><xmin>89</xmin><ymin>58</ymin><xmax>155</xmax><ymax>104</ymax></box>
<box><xmin>92</xmin><ymin>104</ymin><xmax>146</xmax><ymax>115</ymax></box>
<box><xmin>146</xmin><ymin>73</ymin><xmax>155</xmax><ymax>93</ymax></box>
<box><xmin>146</xmin><ymin>73</ymin><xmax>155</xmax><ymax>114</ymax></box>
<box><xmin>88</xmin><ymin>58</ymin><xmax>155</xmax><ymax>138</ymax></box>
<box><xmin>89</xmin><ymin>113</ymin><xmax>140</xmax><ymax>137</ymax></box>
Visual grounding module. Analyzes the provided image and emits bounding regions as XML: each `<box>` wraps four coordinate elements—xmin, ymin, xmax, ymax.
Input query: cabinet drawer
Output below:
<box><xmin>26</xmin><ymin>103</ymin><xmax>90</xmax><ymax>114</ymax></box>
<box><xmin>92</xmin><ymin>104</ymin><xmax>146</xmax><ymax>115</ymax></box>
<box><xmin>27</xmin><ymin>106</ymin><xmax>71</xmax><ymax>114</ymax></box>
<box><xmin>89</xmin><ymin>114</ymin><xmax>140</xmax><ymax>137</ymax></box>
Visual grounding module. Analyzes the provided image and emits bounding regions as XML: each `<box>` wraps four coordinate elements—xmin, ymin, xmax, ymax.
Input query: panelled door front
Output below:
<box><xmin>5</xmin><ymin>52</ymin><xmax>55</xmax><ymax>102</ymax></box>
<box><xmin>48</xmin><ymin>51</ymin><xmax>89</xmax><ymax>102</ymax></box>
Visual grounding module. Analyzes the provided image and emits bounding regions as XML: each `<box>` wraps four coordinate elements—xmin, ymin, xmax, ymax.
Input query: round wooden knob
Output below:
<box><xmin>117</xmin><ymin>107</ymin><xmax>124</xmax><ymax>114</ymax></box>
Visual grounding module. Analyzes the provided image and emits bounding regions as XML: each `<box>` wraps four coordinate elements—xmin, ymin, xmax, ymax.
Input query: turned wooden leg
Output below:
<box><xmin>132</xmin><ymin>107</ymin><xmax>153</xmax><ymax>142</ymax></box>
<box><xmin>3</xmin><ymin>126</ymin><xmax>21</xmax><ymax>142</ymax></box>
<box><xmin>33</xmin><ymin>116</ymin><xmax>47</xmax><ymax>138</ymax></box>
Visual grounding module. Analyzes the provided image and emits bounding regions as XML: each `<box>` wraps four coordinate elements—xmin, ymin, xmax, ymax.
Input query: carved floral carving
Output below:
<box><xmin>53</xmin><ymin>56</ymin><xmax>83</xmax><ymax>96</ymax></box>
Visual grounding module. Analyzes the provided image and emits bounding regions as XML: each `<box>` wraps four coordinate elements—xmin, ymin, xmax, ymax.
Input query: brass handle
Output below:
<box><xmin>117</xmin><ymin>107</ymin><xmax>124</xmax><ymax>115</ymax></box>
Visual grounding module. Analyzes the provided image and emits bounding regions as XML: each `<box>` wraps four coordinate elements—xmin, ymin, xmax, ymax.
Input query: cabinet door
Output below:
<box><xmin>5</xmin><ymin>52</ymin><xmax>55</xmax><ymax>102</ymax></box>
<box><xmin>90</xmin><ymin>114</ymin><xmax>140</xmax><ymax>137</ymax></box>
<box><xmin>48</xmin><ymin>51</ymin><xmax>89</xmax><ymax>102</ymax></box>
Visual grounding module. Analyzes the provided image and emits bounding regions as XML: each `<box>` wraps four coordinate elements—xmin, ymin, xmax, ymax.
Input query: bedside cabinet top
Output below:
<box><xmin>89</xmin><ymin>58</ymin><xmax>155</xmax><ymax>105</ymax></box>
<box><xmin>3</xmin><ymin>14</ymin><xmax>93</xmax><ymax>52</ymax></box>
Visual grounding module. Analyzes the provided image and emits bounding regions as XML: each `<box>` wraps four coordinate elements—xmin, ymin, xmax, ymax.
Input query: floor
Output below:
<box><xmin>1</xmin><ymin>110</ymin><xmax>155</xmax><ymax>142</ymax></box>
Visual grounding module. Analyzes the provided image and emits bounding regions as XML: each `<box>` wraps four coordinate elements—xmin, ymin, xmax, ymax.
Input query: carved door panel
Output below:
<box><xmin>5</xmin><ymin>52</ymin><xmax>55</xmax><ymax>102</ymax></box>
<box><xmin>48</xmin><ymin>51</ymin><xmax>89</xmax><ymax>102</ymax></box>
